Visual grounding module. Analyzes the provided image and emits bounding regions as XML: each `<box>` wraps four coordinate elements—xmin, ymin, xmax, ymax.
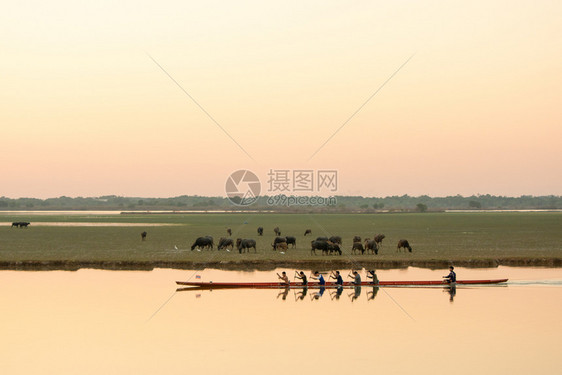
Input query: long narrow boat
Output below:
<box><xmin>176</xmin><ymin>279</ymin><xmax>508</xmax><ymax>289</ymax></box>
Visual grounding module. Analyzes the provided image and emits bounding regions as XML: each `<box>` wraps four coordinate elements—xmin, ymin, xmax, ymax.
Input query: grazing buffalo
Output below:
<box><xmin>226</xmin><ymin>228</ymin><xmax>232</xmax><ymax>236</ymax></box>
<box><xmin>272</xmin><ymin>236</ymin><xmax>287</xmax><ymax>250</ymax></box>
<box><xmin>191</xmin><ymin>236</ymin><xmax>214</xmax><ymax>251</ymax></box>
<box><xmin>218</xmin><ymin>237</ymin><xmax>234</xmax><ymax>251</ymax></box>
<box><xmin>374</xmin><ymin>234</ymin><xmax>386</xmax><ymax>247</ymax></box>
<box><xmin>309</xmin><ymin>240</ymin><xmax>340</xmax><ymax>256</ymax></box>
<box><xmin>352</xmin><ymin>236</ymin><xmax>361</xmax><ymax>243</ymax></box>
<box><xmin>364</xmin><ymin>239</ymin><xmax>378</xmax><ymax>255</ymax></box>
<box><xmin>236</xmin><ymin>238</ymin><xmax>257</xmax><ymax>253</ymax></box>
<box><xmin>285</xmin><ymin>236</ymin><xmax>296</xmax><ymax>248</ymax></box>
<box><xmin>304</xmin><ymin>229</ymin><xmax>312</xmax><ymax>236</ymax></box>
<box><xmin>328</xmin><ymin>243</ymin><xmax>342</xmax><ymax>255</ymax></box>
<box><xmin>257</xmin><ymin>227</ymin><xmax>264</xmax><ymax>236</ymax></box>
<box><xmin>352</xmin><ymin>242</ymin><xmax>365</xmax><ymax>255</ymax></box>
<box><xmin>397</xmin><ymin>239</ymin><xmax>412</xmax><ymax>253</ymax></box>
<box><xmin>329</xmin><ymin>236</ymin><xmax>342</xmax><ymax>245</ymax></box>
<box><xmin>141</xmin><ymin>231</ymin><xmax>147</xmax><ymax>241</ymax></box>
<box><xmin>11</xmin><ymin>222</ymin><xmax>30</xmax><ymax>228</ymax></box>
<box><xmin>310</xmin><ymin>240</ymin><xmax>329</xmax><ymax>255</ymax></box>
<box><xmin>274</xmin><ymin>227</ymin><xmax>281</xmax><ymax>236</ymax></box>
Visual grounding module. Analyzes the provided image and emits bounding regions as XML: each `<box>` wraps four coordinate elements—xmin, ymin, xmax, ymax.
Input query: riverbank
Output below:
<box><xmin>1</xmin><ymin>212</ymin><xmax>560</xmax><ymax>271</ymax></box>
<box><xmin>1</xmin><ymin>257</ymin><xmax>561</xmax><ymax>271</ymax></box>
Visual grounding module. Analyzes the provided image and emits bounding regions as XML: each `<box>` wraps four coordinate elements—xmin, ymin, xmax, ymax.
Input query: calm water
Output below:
<box><xmin>1</xmin><ymin>267</ymin><xmax>560</xmax><ymax>374</ymax></box>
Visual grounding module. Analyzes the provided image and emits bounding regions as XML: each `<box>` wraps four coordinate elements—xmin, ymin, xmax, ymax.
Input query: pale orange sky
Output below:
<box><xmin>1</xmin><ymin>1</ymin><xmax>560</xmax><ymax>198</ymax></box>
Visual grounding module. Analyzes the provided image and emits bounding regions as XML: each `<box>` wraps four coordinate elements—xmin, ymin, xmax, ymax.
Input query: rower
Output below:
<box><xmin>366</xmin><ymin>270</ymin><xmax>379</xmax><ymax>285</ymax></box>
<box><xmin>348</xmin><ymin>270</ymin><xmax>361</xmax><ymax>285</ymax></box>
<box><xmin>295</xmin><ymin>271</ymin><xmax>308</xmax><ymax>286</ymax></box>
<box><xmin>311</xmin><ymin>271</ymin><xmax>326</xmax><ymax>285</ymax></box>
<box><xmin>277</xmin><ymin>271</ymin><xmax>290</xmax><ymax>286</ymax></box>
<box><xmin>443</xmin><ymin>266</ymin><xmax>456</xmax><ymax>284</ymax></box>
<box><xmin>330</xmin><ymin>270</ymin><xmax>343</xmax><ymax>286</ymax></box>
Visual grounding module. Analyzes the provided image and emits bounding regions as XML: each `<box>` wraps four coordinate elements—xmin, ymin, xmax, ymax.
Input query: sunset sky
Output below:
<box><xmin>1</xmin><ymin>1</ymin><xmax>561</xmax><ymax>198</ymax></box>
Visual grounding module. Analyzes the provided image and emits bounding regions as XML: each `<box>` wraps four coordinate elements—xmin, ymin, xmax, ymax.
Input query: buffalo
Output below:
<box><xmin>304</xmin><ymin>229</ymin><xmax>312</xmax><ymax>236</ymax></box>
<box><xmin>272</xmin><ymin>236</ymin><xmax>287</xmax><ymax>250</ymax></box>
<box><xmin>11</xmin><ymin>222</ymin><xmax>30</xmax><ymax>228</ymax></box>
<box><xmin>226</xmin><ymin>228</ymin><xmax>232</xmax><ymax>236</ymax></box>
<box><xmin>236</xmin><ymin>238</ymin><xmax>257</xmax><ymax>253</ymax></box>
<box><xmin>316</xmin><ymin>236</ymin><xmax>329</xmax><ymax>242</ymax></box>
<box><xmin>374</xmin><ymin>234</ymin><xmax>386</xmax><ymax>247</ymax></box>
<box><xmin>257</xmin><ymin>227</ymin><xmax>264</xmax><ymax>236</ymax></box>
<box><xmin>329</xmin><ymin>236</ymin><xmax>342</xmax><ymax>245</ymax></box>
<box><xmin>310</xmin><ymin>240</ymin><xmax>341</xmax><ymax>256</ymax></box>
<box><xmin>191</xmin><ymin>236</ymin><xmax>214</xmax><ymax>251</ymax></box>
<box><xmin>397</xmin><ymin>239</ymin><xmax>412</xmax><ymax>253</ymax></box>
<box><xmin>274</xmin><ymin>227</ymin><xmax>281</xmax><ymax>236</ymax></box>
<box><xmin>328</xmin><ymin>243</ymin><xmax>342</xmax><ymax>255</ymax></box>
<box><xmin>285</xmin><ymin>236</ymin><xmax>296</xmax><ymax>248</ymax></box>
<box><xmin>141</xmin><ymin>231</ymin><xmax>147</xmax><ymax>241</ymax></box>
<box><xmin>364</xmin><ymin>239</ymin><xmax>378</xmax><ymax>255</ymax></box>
<box><xmin>218</xmin><ymin>237</ymin><xmax>234</xmax><ymax>251</ymax></box>
<box><xmin>353</xmin><ymin>236</ymin><xmax>361</xmax><ymax>243</ymax></box>
<box><xmin>352</xmin><ymin>242</ymin><xmax>365</xmax><ymax>255</ymax></box>
<box><xmin>310</xmin><ymin>240</ymin><xmax>329</xmax><ymax>255</ymax></box>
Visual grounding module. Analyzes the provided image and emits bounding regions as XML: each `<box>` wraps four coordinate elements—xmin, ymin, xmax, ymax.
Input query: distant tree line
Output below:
<box><xmin>0</xmin><ymin>194</ymin><xmax>560</xmax><ymax>211</ymax></box>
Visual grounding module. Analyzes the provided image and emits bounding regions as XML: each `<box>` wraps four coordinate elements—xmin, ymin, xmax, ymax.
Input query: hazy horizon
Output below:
<box><xmin>2</xmin><ymin>1</ymin><xmax>561</xmax><ymax>199</ymax></box>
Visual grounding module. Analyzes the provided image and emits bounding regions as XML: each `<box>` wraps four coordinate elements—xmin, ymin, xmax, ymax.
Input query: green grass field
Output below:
<box><xmin>0</xmin><ymin>212</ymin><xmax>560</xmax><ymax>269</ymax></box>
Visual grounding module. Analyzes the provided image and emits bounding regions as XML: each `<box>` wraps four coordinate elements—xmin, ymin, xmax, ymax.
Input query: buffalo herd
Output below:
<box><xmin>188</xmin><ymin>226</ymin><xmax>412</xmax><ymax>255</ymax></box>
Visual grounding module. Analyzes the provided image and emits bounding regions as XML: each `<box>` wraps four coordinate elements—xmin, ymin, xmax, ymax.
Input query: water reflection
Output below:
<box><xmin>446</xmin><ymin>284</ymin><xmax>457</xmax><ymax>302</ymax></box>
<box><xmin>0</xmin><ymin>267</ymin><xmax>560</xmax><ymax>375</ymax></box>
<box><xmin>276</xmin><ymin>286</ymin><xmax>290</xmax><ymax>300</ymax></box>
<box><xmin>294</xmin><ymin>287</ymin><xmax>308</xmax><ymax>301</ymax></box>
<box><xmin>367</xmin><ymin>286</ymin><xmax>380</xmax><ymax>300</ymax></box>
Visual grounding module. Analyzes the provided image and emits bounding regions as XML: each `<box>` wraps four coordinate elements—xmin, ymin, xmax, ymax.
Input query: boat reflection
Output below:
<box><xmin>445</xmin><ymin>284</ymin><xmax>456</xmax><ymax>302</ymax></box>
<box><xmin>348</xmin><ymin>285</ymin><xmax>362</xmax><ymax>301</ymax></box>
<box><xmin>367</xmin><ymin>286</ymin><xmax>379</xmax><ymax>300</ymax></box>
<box><xmin>294</xmin><ymin>287</ymin><xmax>308</xmax><ymax>301</ymax></box>
<box><xmin>176</xmin><ymin>284</ymin><xmax>465</xmax><ymax>303</ymax></box>
<box><xmin>277</xmin><ymin>286</ymin><xmax>290</xmax><ymax>300</ymax></box>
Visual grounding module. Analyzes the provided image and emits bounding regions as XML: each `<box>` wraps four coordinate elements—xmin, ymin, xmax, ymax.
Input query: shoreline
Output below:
<box><xmin>1</xmin><ymin>257</ymin><xmax>560</xmax><ymax>272</ymax></box>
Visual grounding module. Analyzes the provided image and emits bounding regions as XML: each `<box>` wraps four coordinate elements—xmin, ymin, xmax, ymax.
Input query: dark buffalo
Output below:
<box><xmin>218</xmin><ymin>237</ymin><xmax>234</xmax><ymax>251</ymax></box>
<box><xmin>353</xmin><ymin>236</ymin><xmax>361</xmax><ymax>243</ymax></box>
<box><xmin>352</xmin><ymin>242</ymin><xmax>365</xmax><ymax>255</ymax></box>
<box><xmin>141</xmin><ymin>231</ymin><xmax>147</xmax><ymax>241</ymax></box>
<box><xmin>329</xmin><ymin>236</ymin><xmax>342</xmax><ymax>245</ymax></box>
<box><xmin>272</xmin><ymin>236</ymin><xmax>287</xmax><ymax>250</ymax></box>
<box><xmin>237</xmin><ymin>238</ymin><xmax>257</xmax><ymax>253</ymax></box>
<box><xmin>364</xmin><ymin>239</ymin><xmax>378</xmax><ymax>255</ymax></box>
<box><xmin>397</xmin><ymin>239</ymin><xmax>412</xmax><ymax>253</ymax></box>
<box><xmin>226</xmin><ymin>228</ymin><xmax>232</xmax><ymax>236</ymax></box>
<box><xmin>11</xmin><ymin>222</ymin><xmax>30</xmax><ymax>228</ymax></box>
<box><xmin>316</xmin><ymin>236</ymin><xmax>329</xmax><ymax>242</ymax></box>
<box><xmin>257</xmin><ymin>227</ymin><xmax>264</xmax><ymax>236</ymax></box>
<box><xmin>304</xmin><ymin>229</ymin><xmax>312</xmax><ymax>236</ymax></box>
<box><xmin>274</xmin><ymin>227</ymin><xmax>281</xmax><ymax>236</ymax></box>
<box><xmin>285</xmin><ymin>236</ymin><xmax>296</xmax><ymax>248</ymax></box>
<box><xmin>310</xmin><ymin>240</ymin><xmax>329</xmax><ymax>255</ymax></box>
<box><xmin>328</xmin><ymin>243</ymin><xmax>342</xmax><ymax>255</ymax></box>
<box><xmin>374</xmin><ymin>234</ymin><xmax>386</xmax><ymax>247</ymax></box>
<box><xmin>191</xmin><ymin>236</ymin><xmax>214</xmax><ymax>251</ymax></box>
